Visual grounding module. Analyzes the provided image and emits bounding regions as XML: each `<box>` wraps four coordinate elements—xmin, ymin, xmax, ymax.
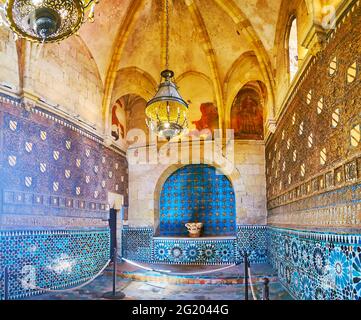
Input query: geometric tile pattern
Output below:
<box><xmin>0</xmin><ymin>229</ymin><xmax>110</xmax><ymax>300</ymax></box>
<box><xmin>152</xmin><ymin>238</ymin><xmax>236</xmax><ymax>265</ymax></box>
<box><xmin>160</xmin><ymin>164</ymin><xmax>236</xmax><ymax>236</ymax></box>
<box><xmin>268</xmin><ymin>227</ymin><xmax>361</xmax><ymax>300</ymax></box>
<box><xmin>121</xmin><ymin>227</ymin><xmax>153</xmax><ymax>262</ymax></box>
<box><xmin>122</xmin><ymin>225</ymin><xmax>268</xmax><ymax>265</ymax></box>
<box><xmin>235</xmin><ymin>225</ymin><xmax>268</xmax><ymax>264</ymax></box>
<box><xmin>267</xmin><ymin>183</ymin><xmax>361</xmax><ymax>228</ymax></box>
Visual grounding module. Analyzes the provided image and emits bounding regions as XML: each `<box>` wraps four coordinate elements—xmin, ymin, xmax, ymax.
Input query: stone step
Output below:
<box><xmin>106</xmin><ymin>262</ymin><xmax>278</xmax><ymax>285</ymax></box>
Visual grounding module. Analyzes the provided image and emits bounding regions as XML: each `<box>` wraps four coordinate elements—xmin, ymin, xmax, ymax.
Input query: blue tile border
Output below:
<box><xmin>1</xmin><ymin>224</ymin><xmax>359</xmax><ymax>299</ymax></box>
<box><xmin>122</xmin><ymin>225</ymin><xmax>268</xmax><ymax>265</ymax></box>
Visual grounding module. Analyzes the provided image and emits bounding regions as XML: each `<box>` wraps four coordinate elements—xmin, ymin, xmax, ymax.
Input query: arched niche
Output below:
<box><xmin>154</xmin><ymin>164</ymin><xmax>238</xmax><ymax>237</ymax></box>
<box><xmin>230</xmin><ymin>81</ymin><xmax>266</xmax><ymax>140</ymax></box>
<box><xmin>224</xmin><ymin>52</ymin><xmax>271</xmax><ymax>128</ymax></box>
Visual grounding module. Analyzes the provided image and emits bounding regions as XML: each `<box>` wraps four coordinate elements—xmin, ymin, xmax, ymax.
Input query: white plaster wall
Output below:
<box><xmin>127</xmin><ymin>140</ymin><xmax>267</xmax><ymax>229</ymax></box>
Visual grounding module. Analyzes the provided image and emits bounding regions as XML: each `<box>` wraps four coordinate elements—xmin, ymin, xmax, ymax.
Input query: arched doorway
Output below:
<box><xmin>159</xmin><ymin>164</ymin><xmax>236</xmax><ymax>237</ymax></box>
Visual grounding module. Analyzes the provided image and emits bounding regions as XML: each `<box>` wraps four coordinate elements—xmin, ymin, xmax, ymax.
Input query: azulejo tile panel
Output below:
<box><xmin>152</xmin><ymin>238</ymin><xmax>236</xmax><ymax>265</ymax></box>
<box><xmin>236</xmin><ymin>225</ymin><xmax>268</xmax><ymax>264</ymax></box>
<box><xmin>268</xmin><ymin>227</ymin><xmax>361</xmax><ymax>300</ymax></box>
<box><xmin>0</xmin><ymin>229</ymin><xmax>110</xmax><ymax>300</ymax></box>
<box><xmin>0</xmin><ymin>96</ymin><xmax>129</xmax><ymax>229</ymax></box>
<box><xmin>122</xmin><ymin>227</ymin><xmax>153</xmax><ymax>262</ymax></box>
<box><xmin>122</xmin><ymin>225</ymin><xmax>268</xmax><ymax>265</ymax></box>
<box><xmin>160</xmin><ymin>164</ymin><xmax>236</xmax><ymax>237</ymax></box>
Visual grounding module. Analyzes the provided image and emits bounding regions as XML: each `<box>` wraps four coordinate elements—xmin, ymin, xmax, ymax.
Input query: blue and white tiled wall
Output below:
<box><xmin>268</xmin><ymin>227</ymin><xmax>361</xmax><ymax>300</ymax></box>
<box><xmin>0</xmin><ymin>229</ymin><xmax>110</xmax><ymax>300</ymax></box>
<box><xmin>0</xmin><ymin>94</ymin><xmax>128</xmax><ymax>230</ymax></box>
<box><xmin>1</xmin><ymin>94</ymin><xmax>360</xmax><ymax>300</ymax></box>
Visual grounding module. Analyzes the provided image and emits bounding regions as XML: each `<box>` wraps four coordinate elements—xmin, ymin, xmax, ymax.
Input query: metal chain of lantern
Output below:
<box><xmin>165</xmin><ymin>0</ymin><xmax>169</xmax><ymax>70</ymax></box>
<box><xmin>145</xmin><ymin>0</ymin><xmax>189</xmax><ymax>141</ymax></box>
<box><xmin>0</xmin><ymin>0</ymin><xmax>99</xmax><ymax>43</ymax></box>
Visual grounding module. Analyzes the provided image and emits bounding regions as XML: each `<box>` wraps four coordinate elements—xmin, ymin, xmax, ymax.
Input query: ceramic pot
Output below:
<box><xmin>185</xmin><ymin>222</ymin><xmax>203</xmax><ymax>238</ymax></box>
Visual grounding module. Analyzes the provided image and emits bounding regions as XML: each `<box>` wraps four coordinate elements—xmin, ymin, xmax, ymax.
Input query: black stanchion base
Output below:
<box><xmin>102</xmin><ymin>291</ymin><xmax>126</xmax><ymax>300</ymax></box>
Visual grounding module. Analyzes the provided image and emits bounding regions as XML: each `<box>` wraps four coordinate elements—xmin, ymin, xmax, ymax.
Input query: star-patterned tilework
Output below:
<box><xmin>0</xmin><ymin>229</ymin><xmax>110</xmax><ymax>300</ymax></box>
<box><xmin>268</xmin><ymin>227</ymin><xmax>361</xmax><ymax>300</ymax></box>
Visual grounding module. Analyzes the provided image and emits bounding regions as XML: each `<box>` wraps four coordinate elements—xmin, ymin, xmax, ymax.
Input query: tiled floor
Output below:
<box><xmin>25</xmin><ymin>263</ymin><xmax>293</xmax><ymax>300</ymax></box>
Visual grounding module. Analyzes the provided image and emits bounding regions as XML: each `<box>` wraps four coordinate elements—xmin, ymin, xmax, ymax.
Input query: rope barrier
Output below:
<box><xmin>9</xmin><ymin>256</ymin><xmax>263</xmax><ymax>298</ymax></box>
<box><xmin>122</xmin><ymin>258</ymin><xmax>241</xmax><ymax>276</ymax></box>
<box><xmin>248</xmin><ymin>267</ymin><xmax>258</xmax><ymax>300</ymax></box>
<box><xmin>27</xmin><ymin>259</ymin><xmax>111</xmax><ymax>293</ymax></box>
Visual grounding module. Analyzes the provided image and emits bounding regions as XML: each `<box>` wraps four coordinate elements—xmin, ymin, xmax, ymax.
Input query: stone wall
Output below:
<box><xmin>266</xmin><ymin>1</ymin><xmax>361</xmax><ymax>231</ymax></box>
<box><xmin>265</xmin><ymin>1</ymin><xmax>361</xmax><ymax>301</ymax></box>
<box><xmin>0</xmin><ymin>27</ymin><xmax>19</xmax><ymax>91</ymax></box>
<box><xmin>24</xmin><ymin>37</ymin><xmax>103</xmax><ymax>130</ymax></box>
<box><xmin>0</xmin><ymin>229</ymin><xmax>110</xmax><ymax>300</ymax></box>
<box><xmin>0</xmin><ymin>25</ymin><xmax>103</xmax><ymax>132</ymax></box>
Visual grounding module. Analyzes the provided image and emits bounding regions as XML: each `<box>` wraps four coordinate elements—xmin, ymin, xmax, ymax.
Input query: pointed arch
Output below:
<box><xmin>213</xmin><ymin>0</ymin><xmax>276</xmax><ymax>122</ymax></box>
<box><xmin>183</xmin><ymin>0</ymin><xmax>224</xmax><ymax>130</ymax></box>
<box><xmin>101</xmin><ymin>0</ymin><xmax>146</xmax><ymax>134</ymax></box>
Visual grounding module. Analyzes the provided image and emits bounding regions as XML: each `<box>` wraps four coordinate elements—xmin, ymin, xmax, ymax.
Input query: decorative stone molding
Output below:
<box><xmin>301</xmin><ymin>23</ymin><xmax>327</xmax><ymax>57</ymax></box>
<box><xmin>266</xmin><ymin>118</ymin><xmax>277</xmax><ymax>134</ymax></box>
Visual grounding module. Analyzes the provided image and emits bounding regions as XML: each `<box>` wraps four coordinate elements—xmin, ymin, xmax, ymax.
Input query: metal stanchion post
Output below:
<box><xmin>4</xmin><ymin>266</ymin><xmax>9</xmax><ymax>300</ymax></box>
<box><xmin>103</xmin><ymin>207</ymin><xmax>126</xmax><ymax>300</ymax></box>
<box><xmin>102</xmin><ymin>246</ymin><xmax>125</xmax><ymax>300</ymax></box>
<box><xmin>262</xmin><ymin>277</ymin><xmax>270</xmax><ymax>300</ymax></box>
<box><xmin>244</xmin><ymin>252</ymin><xmax>249</xmax><ymax>301</ymax></box>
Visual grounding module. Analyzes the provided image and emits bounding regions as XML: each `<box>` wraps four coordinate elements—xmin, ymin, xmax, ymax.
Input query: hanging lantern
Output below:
<box><xmin>0</xmin><ymin>0</ymin><xmax>99</xmax><ymax>43</ymax></box>
<box><xmin>146</xmin><ymin>69</ymin><xmax>188</xmax><ymax>141</ymax></box>
<box><xmin>145</xmin><ymin>0</ymin><xmax>189</xmax><ymax>141</ymax></box>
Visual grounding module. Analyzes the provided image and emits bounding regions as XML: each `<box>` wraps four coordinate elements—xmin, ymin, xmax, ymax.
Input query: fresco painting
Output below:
<box><xmin>186</xmin><ymin>102</ymin><xmax>219</xmax><ymax>138</ymax></box>
<box><xmin>231</xmin><ymin>88</ymin><xmax>264</xmax><ymax>140</ymax></box>
<box><xmin>192</xmin><ymin>102</ymin><xmax>219</xmax><ymax>132</ymax></box>
<box><xmin>111</xmin><ymin>98</ymin><xmax>126</xmax><ymax>141</ymax></box>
